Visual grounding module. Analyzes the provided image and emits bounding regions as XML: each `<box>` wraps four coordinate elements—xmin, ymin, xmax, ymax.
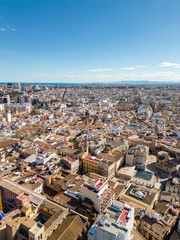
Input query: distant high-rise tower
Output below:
<box><xmin>18</xmin><ymin>82</ymin><xmax>22</xmax><ymax>91</ymax></box>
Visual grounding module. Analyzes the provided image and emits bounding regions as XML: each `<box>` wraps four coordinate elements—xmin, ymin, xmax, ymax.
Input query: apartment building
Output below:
<box><xmin>0</xmin><ymin>179</ymin><xmax>68</xmax><ymax>240</ymax></box>
<box><xmin>60</xmin><ymin>157</ymin><xmax>79</xmax><ymax>173</ymax></box>
<box><xmin>139</xmin><ymin>205</ymin><xmax>179</xmax><ymax>240</ymax></box>
<box><xmin>88</xmin><ymin>201</ymin><xmax>134</xmax><ymax>240</ymax></box>
<box><xmin>83</xmin><ymin>154</ymin><xmax>115</xmax><ymax>179</ymax></box>
<box><xmin>80</xmin><ymin>178</ymin><xmax>112</xmax><ymax>213</ymax></box>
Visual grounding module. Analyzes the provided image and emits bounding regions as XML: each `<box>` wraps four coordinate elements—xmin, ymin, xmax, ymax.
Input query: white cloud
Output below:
<box><xmin>120</xmin><ymin>67</ymin><xmax>135</xmax><ymax>70</ymax></box>
<box><xmin>0</xmin><ymin>27</ymin><xmax>16</xmax><ymax>32</ymax></box>
<box><xmin>0</xmin><ymin>48</ymin><xmax>16</xmax><ymax>55</ymax></box>
<box><xmin>136</xmin><ymin>65</ymin><xmax>147</xmax><ymax>68</ymax></box>
<box><xmin>87</xmin><ymin>68</ymin><xmax>112</xmax><ymax>72</ymax></box>
<box><xmin>158</xmin><ymin>62</ymin><xmax>180</xmax><ymax>68</ymax></box>
<box><xmin>36</xmin><ymin>70</ymin><xmax>180</xmax><ymax>83</ymax></box>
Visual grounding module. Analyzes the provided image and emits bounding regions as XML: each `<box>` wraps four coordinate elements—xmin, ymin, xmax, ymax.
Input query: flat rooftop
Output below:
<box><xmin>82</xmin><ymin>178</ymin><xmax>107</xmax><ymax>193</ymax></box>
<box><xmin>89</xmin><ymin>201</ymin><xmax>133</xmax><ymax>237</ymax></box>
<box><xmin>95</xmin><ymin>215</ymin><xmax>128</xmax><ymax>237</ymax></box>
<box><xmin>123</xmin><ymin>184</ymin><xmax>157</xmax><ymax>206</ymax></box>
<box><xmin>117</xmin><ymin>165</ymin><xmax>136</xmax><ymax>177</ymax></box>
<box><xmin>0</xmin><ymin>179</ymin><xmax>46</xmax><ymax>205</ymax></box>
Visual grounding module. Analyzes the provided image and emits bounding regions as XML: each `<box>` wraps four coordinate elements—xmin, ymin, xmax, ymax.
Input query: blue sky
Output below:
<box><xmin>0</xmin><ymin>0</ymin><xmax>180</xmax><ymax>83</ymax></box>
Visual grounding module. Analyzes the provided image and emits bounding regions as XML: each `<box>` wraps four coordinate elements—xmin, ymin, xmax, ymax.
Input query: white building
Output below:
<box><xmin>80</xmin><ymin>178</ymin><xmax>111</xmax><ymax>213</ymax></box>
<box><xmin>0</xmin><ymin>104</ymin><xmax>5</xmax><ymax>111</ymax></box>
<box><xmin>36</xmin><ymin>152</ymin><xmax>57</xmax><ymax>165</ymax></box>
<box><xmin>6</xmin><ymin>112</ymin><xmax>12</xmax><ymax>123</ymax></box>
<box><xmin>88</xmin><ymin>201</ymin><xmax>134</xmax><ymax>240</ymax></box>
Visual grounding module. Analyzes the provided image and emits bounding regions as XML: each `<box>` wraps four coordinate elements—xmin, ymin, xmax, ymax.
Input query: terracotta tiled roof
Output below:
<box><xmin>48</xmin><ymin>213</ymin><xmax>88</xmax><ymax>240</ymax></box>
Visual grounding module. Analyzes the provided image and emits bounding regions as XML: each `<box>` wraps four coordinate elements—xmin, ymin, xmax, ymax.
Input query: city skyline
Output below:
<box><xmin>1</xmin><ymin>0</ymin><xmax>180</xmax><ymax>83</ymax></box>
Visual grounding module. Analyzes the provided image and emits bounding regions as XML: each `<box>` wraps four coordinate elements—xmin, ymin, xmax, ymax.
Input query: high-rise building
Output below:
<box><xmin>18</xmin><ymin>82</ymin><xmax>22</xmax><ymax>91</ymax></box>
<box><xmin>80</xmin><ymin>178</ymin><xmax>112</xmax><ymax>213</ymax></box>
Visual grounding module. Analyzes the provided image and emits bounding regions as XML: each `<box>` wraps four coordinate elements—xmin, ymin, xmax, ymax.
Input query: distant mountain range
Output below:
<box><xmin>109</xmin><ymin>80</ymin><xmax>180</xmax><ymax>85</ymax></box>
<box><xmin>0</xmin><ymin>81</ymin><xmax>180</xmax><ymax>85</ymax></box>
